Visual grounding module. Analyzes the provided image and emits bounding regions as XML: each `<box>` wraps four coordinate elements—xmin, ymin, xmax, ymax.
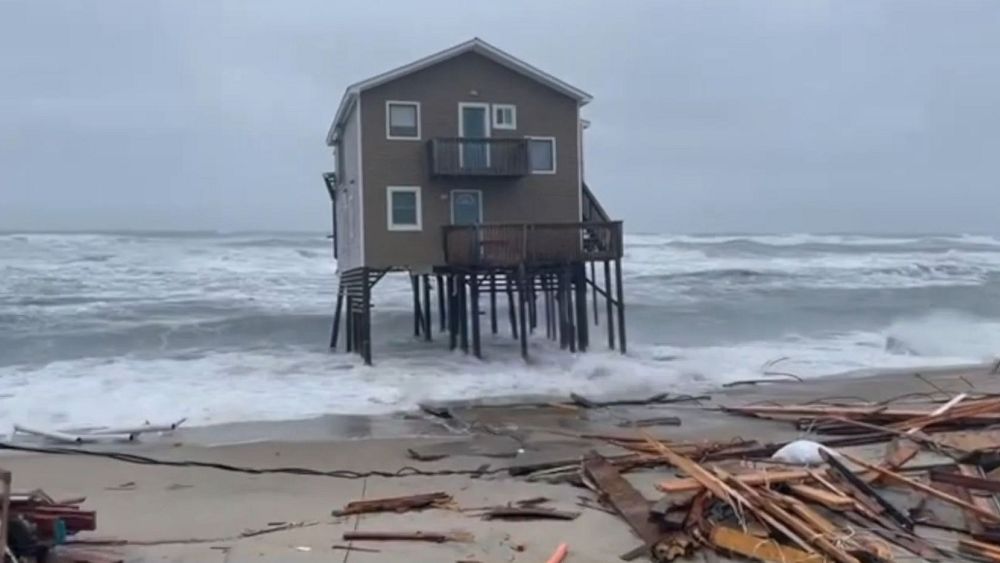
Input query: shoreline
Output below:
<box><xmin>74</xmin><ymin>359</ymin><xmax>995</xmax><ymax>449</ymax></box>
<box><xmin>2</xmin><ymin>360</ymin><xmax>997</xmax><ymax>561</ymax></box>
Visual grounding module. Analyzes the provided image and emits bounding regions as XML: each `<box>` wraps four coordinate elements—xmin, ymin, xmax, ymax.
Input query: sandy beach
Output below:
<box><xmin>1</xmin><ymin>361</ymin><xmax>995</xmax><ymax>562</ymax></box>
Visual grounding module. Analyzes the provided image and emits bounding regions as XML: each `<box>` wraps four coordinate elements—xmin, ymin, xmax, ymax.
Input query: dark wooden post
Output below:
<box><xmin>614</xmin><ymin>258</ymin><xmax>626</xmax><ymax>354</ymax></box>
<box><xmin>506</xmin><ymin>274</ymin><xmax>518</xmax><ymax>340</ymax></box>
<box><xmin>574</xmin><ymin>263</ymin><xmax>589</xmax><ymax>352</ymax></box>
<box><xmin>437</xmin><ymin>274</ymin><xmax>446</xmax><ymax>332</ymax></box>
<box><xmin>471</xmin><ymin>276</ymin><xmax>482</xmax><ymax>358</ymax></box>
<box><xmin>489</xmin><ymin>273</ymin><xmax>498</xmax><ymax>334</ymax></box>
<box><xmin>565</xmin><ymin>267</ymin><xmax>576</xmax><ymax>353</ymax></box>
<box><xmin>448</xmin><ymin>275</ymin><xmax>457</xmax><ymax>350</ymax></box>
<box><xmin>345</xmin><ymin>295</ymin><xmax>354</xmax><ymax>352</ymax></box>
<box><xmin>362</xmin><ymin>270</ymin><xmax>373</xmax><ymax>365</ymax></box>
<box><xmin>518</xmin><ymin>266</ymin><xmax>529</xmax><ymax>359</ymax></box>
<box><xmin>330</xmin><ymin>284</ymin><xmax>344</xmax><ymax>349</ymax></box>
<box><xmin>604</xmin><ymin>260</ymin><xmax>615</xmax><ymax>350</ymax></box>
<box><xmin>422</xmin><ymin>275</ymin><xmax>432</xmax><ymax>341</ymax></box>
<box><xmin>411</xmin><ymin>274</ymin><xmax>421</xmax><ymax>338</ymax></box>
<box><xmin>590</xmin><ymin>261</ymin><xmax>599</xmax><ymax>326</ymax></box>
<box><xmin>459</xmin><ymin>274</ymin><xmax>469</xmax><ymax>353</ymax></box>
<box><xmin>528</xmin><ymin>276</ymin><xmax>537</xmax><ymax>332</ymax></box>
<box><xmin>542</xmin><ymin>276</ymin><xmax>552</xmax><ymax>339</ymax></box>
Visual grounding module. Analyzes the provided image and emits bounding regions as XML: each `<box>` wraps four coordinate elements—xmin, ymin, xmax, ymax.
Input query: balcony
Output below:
<box><xmin>428</xmin><ymin>138</ymin><xmax>529</xmax><ymax>177</ymax></box>
<box><xmin>443</xmin><ymin>222</ymin><xmax>623</xmax><ymax>268</ymax></box>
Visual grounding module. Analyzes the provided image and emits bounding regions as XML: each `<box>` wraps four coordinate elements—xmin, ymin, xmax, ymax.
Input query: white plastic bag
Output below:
<box><xmin>770</xmin><ymin>439</ymin><xmax>829</xmax><ymax>466</ymax></box>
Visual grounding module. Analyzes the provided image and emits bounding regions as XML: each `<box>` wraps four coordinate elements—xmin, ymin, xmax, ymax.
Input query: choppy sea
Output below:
<box><xmin>1</xmin><ymin>231</ymin><xmax>998</xmax><ymax>430</ymax></box>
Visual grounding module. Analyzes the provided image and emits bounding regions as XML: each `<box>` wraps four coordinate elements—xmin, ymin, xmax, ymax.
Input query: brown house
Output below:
<box><xmin>322</xmin><ymin>38</ymin><xmax>625</xmax><ymax>364</ymax></box>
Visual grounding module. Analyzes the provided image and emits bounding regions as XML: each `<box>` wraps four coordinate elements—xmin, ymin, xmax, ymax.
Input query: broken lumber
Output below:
<box><xmin>342</xmin><ymin>531</ymin><xmax>456</xmax><ymax>543</ymax></box>
<box><xmin>787</xmin><ymin>484</ymin><xmax>855</xmax><ymax>511</ymax></box>
<box><xmin>331</xmin><ymin>492</ymin><xmax>451</xmax><ymax>516</ymax></box>
<box><xmin>581</xmin><ymin>452</ymin><xmax>663</xmax><ymax>547</ymax></box>
<box><xmin>657</xmin><ymin>469</ymin><xmax>809</xmax><ymax>494</ymax></box>
<box><xmin>820</xmin><ymin>450</ymin><xmax>914</xmax><ymax>530</ymax></box>
<box><xmin>709</xmin><ymin>525</ymin><xmax>824</xmax><ymax>563</ymax></box>
<box><xmin>839</xmin><ymin>451</ymin><xmax>1000</xmax><ymax>523</ymax></box>
<box><xmin>481</xmin><ymin>507</ymin><xmax>579</xmax><ymax>521</ymax></box>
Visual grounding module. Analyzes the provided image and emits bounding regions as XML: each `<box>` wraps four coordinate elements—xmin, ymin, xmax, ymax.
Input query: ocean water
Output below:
<box><xmin>1</xmin><ymin>231</ymin><xmax>999</xmax><ymax>430</ymax></box>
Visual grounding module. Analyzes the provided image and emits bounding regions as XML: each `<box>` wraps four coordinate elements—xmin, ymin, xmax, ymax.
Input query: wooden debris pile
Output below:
<box><xmin>572</xmin><ymin>394</ymin><xmax>1000</xmax><ymax>562</ymax></box>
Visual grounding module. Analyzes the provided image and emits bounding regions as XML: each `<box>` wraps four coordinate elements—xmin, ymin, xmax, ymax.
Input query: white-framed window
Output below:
<box><xmin>386</xmin><ymin>186</ymin><xmax>422</xmax><ymax>231</ymax></box>
<box><xmin>492</xmin><ymin>104</ymin><xmax>516</xmax><ymax>130</ymax></box>
<box><xmin>526</xmin><ymin>136</ymin><xmax>556</xmax><ymax>174</ymax></box>
<box><xmin>385</xmin><ymin>101</ymin><xmax>420</xmax><ymax>140</ymax></box>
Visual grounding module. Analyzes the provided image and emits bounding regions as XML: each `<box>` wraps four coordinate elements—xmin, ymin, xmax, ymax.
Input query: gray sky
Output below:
<box><xmin>2</xmin><ymin>0</ymin><xmax>999</xmax><ymax>233</ymax></box>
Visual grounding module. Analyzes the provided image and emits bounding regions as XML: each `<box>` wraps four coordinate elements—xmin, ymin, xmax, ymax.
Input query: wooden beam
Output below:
<box><xmin>657</xmin><ymin>470</ymin><xmax>810</xmax><ymax>494</ymax></box>
<box><xmin>839</xmin><ymin>451</ymin><xmax>1000</xmax><ymax>522</ymax></box>
<box><xmin>710</xmin><ymin>525</ymin><xmax>823</xmax><ymax>563</ymax></box>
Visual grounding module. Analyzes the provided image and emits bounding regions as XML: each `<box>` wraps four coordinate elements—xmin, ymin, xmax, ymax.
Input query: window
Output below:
<box><xmin>387</xmin><ymin>186</ymin><xmax>422</xmax><ymax>231</ymax></box>
<box><xmin>527</xmin><ymin>137</ymin><xmax>556</xmax><ymax>174</ymax></box>
<box><xmin>386</xmin><ymin>101</ymin><xmax>420</xmax><ymax>140</ymax></box>
<box><xmin>492</xmin><ymin>104</ymin><xmax>516</xmax><ymax>130</ymax></box>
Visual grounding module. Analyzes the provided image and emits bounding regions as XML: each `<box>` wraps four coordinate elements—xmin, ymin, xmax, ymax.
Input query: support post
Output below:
<box><xmin>422</xmin><ymin>275</ymin><xmax>432</xmax><ymax>342</ymax></box>
<box><xmin>411</xmin><ymin>274</ymin><xmax>421</xmax><ymax>338</ymax></box>
<box><xmin>471</xmin><ymin>276</ymin><xmax>482</xmax><ymax>358</ymax></box>
<box><xmin>362</xmin><ymin>270</ymin><xmax>373</xmax><ymax>365</ymax></box>
<box><xmin>330</xmin><ymin>284</ymin><xmax>344</xmax><ymax>349</ymax></box>
<box><xmin>489</xmin><ymin>273</ymin><xmax>498</xmax><ymax>334</ymax></box>
<box><xmin>565</xmin><ymin>267</ymin><xmax>576</xmax><ymax>353</ymax></box>
<box><xmin>590</xmin><ymin>261</ymin><xmax>599</xmax><ymax>326</ymax></box>
<box><xmin>518</xmin><ymin>266</ymin><xmax>529</xmax><ymax>359</ymax></box>
<box><xmin>437</xmin><ymin>274</ymin><xmax>446</xmax><ymax>332</ymax></box>
<box><xmin>459</xmin><ymin>274</ymin><xmax>469</xmax><ymax>353</ymax></box>
<box><xmin>345</xmin><ymin>295</ymin><xmax>354</xmax><ymax>352</ymax></box>
<box><xmin>506</xmin><ymin>274</ymin><xmax>518</xmax><ymax>340</ymax></box>
<box><xmin>574</xmin><ymin>263</ymin><xmax>589</xmax><ymax>352</ymax></box>
<box><xmin>614</xmin><ymin>258</ymin><xmax>626</xmax><ymax>354</ymax></box>
<box><xmin>604</xmin><ymin>260</ymin><xmax>615</xmax><ymax>350</ymax></box>
<box><xmin>448</xmin><ymin>275</ymin><xmax>457</xmax><ymax>350</ymax></box>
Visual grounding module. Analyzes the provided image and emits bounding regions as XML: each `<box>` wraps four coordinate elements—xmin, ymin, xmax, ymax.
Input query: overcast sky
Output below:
<box><xmin>2</xmin><ymin>1</ymin><xmax>999</xmax><ymax>233</ymax></box>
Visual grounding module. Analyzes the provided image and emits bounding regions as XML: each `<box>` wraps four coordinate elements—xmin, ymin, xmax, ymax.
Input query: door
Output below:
<box><xmin>459</xmin><ymin>103</ymin><xmax>490</xmax><ymax>168</ymax></box>
<box><xmin>451</xmin><ymin>190</ymin><xmax>482</xmax><ymax>225</ymax></box>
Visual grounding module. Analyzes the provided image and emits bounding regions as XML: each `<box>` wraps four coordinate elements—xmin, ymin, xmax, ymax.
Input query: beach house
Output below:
<box><xmin>323</xmin><ymin>38</ymin><xmax>625</xmax><ymax>364</ymax></box>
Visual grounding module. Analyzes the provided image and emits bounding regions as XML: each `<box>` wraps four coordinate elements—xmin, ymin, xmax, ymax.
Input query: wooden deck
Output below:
<box><xmin>442</xmin><ymin>221</ymin><xmax>623</xmax><ymax>268</ymax></box>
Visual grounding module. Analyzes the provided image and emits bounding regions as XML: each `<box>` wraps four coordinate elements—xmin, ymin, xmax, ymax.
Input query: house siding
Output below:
<box><xmin>335</xmin><ymin>101</ymin><xmax>364</xmax><ymax>271</ymax></box>
<box><xmin>359</xmin><ymin>51</ymin><xmax>581</xmax><ymax>271</ymax></box>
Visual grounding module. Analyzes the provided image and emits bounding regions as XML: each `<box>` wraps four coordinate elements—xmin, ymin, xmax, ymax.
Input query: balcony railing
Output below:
<box><xmin>428</xmin><ymin>138</ymin><xmax>530</xmax><ymax>177</ymax></box>
<box><xmin>443</xmin><ymin>222</ymin><xmax>624</xmax><ymax>268</ymax></box>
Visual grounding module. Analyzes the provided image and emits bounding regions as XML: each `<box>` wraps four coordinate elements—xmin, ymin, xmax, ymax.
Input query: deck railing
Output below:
<box><xmin>428</xmin><ymin>138</ymin><xmax>530</xmax><ymax>177</ymax></box>
<box><xmin>443</xmin><ymin>222</ymin><xmax>623</xmax><ymax>267</ymax></box>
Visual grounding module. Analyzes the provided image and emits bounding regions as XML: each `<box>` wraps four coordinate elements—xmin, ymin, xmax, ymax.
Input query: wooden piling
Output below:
<box><xmin>471</xmin><ymin>275</ymin><xmax>482</xmax><ymax>358</ymax></box>
<box><xmin>614</xmin><ymin>258</ymin><xmax>626</xmax><ymax>354</ymax></box>
<box><xmin>574</xmin><ymin>263</ymin><xmax>589</xmax><ymax>352</ymax></box>
<box><xmin>489</xmin><ymin>273</ymin><xmax>498</xmax><ymax>334</ymax></box>
<box><xmin>507</xmin><ymin>275</ymin><xmax>518</xmax><ymax>340</ymax></box>
<box><xmin>448</xmin><ymin>276</ymin><xmax>457</xmax><ymax>350</ymax></box>
<box><xmin>422</xmin><ymin>275</ymin><xmax>432</xmax><ymax>342</ymax></box>
<box><xmin>411</xmin><ymin>275</ymin><xmax>421</xmax><ymax>338</ymax></box>
<box><xmin>330</xmin><ymin>285</ymin><xmax>344</xmax><ymax>349</ymax></box>
<box><xmin>459</xmin><ymin>274</ymin><xmax>469</xmax><ymax>353</ymax></box>
<box><xmin>437</xmin><ymin>274</ymin><xmax>446</xmax><ymax>332</ymax></box>
<box><xmin>604</xmin><ymin>260</ymin><xmax>615</xmax><ymax>350</ymax></box>
<box><xmin>518</xmin><ymin>267</ymin><xmax>529</xmax><ymax>359</ymax></box>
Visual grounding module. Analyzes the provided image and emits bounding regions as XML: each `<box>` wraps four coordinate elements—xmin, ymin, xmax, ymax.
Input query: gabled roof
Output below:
<box><xmin>326</xmin><ymin>38</ymin><xmax>592</xmax><ymax>145</ymax></box>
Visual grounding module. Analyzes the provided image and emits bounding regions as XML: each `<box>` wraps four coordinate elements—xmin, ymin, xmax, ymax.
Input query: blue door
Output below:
<box><xmin>451</xmin><ymin>191</ymin><xmax>482</xmax><ymax>225</ymax></box>
<box><xmin>460</xmin><ymin>104</ymin><xmax>489</xmax><ymax>169</ymax></box>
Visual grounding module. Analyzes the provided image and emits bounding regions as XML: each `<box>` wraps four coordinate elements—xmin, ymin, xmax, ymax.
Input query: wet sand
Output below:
<box><xmin>3</xmin><ymin>361</ymin><xmax>997</xmax><ymax>562</ymax></box>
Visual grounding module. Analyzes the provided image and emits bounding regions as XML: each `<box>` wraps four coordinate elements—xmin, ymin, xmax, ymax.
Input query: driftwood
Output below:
<box><xmin>332</xmin><ymin>492</ymin><xmax>451</xmax><ymax>517</ymax></box>
<box><xmin>341</xmin><ymin>530</ymin><xmax>461</xmax><ymax>543</ymax></box>
<box><xmin>480</xmin><ymin>506</ymin><xmax>579</xmax><ymax>521</ymax></box>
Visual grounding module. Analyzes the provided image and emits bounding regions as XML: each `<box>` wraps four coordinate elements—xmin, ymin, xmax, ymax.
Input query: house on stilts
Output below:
<box><xmin>322</xmin><ymin>38</ymin><xmax>626</xmax><ymax>364</ymax></box>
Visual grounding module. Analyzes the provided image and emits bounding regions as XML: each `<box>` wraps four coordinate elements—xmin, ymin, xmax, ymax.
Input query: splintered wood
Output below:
<box><xmin>570</xmin><ymin>391</ymin><xmax>1000</xmax><ymax>562</ymax></box>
